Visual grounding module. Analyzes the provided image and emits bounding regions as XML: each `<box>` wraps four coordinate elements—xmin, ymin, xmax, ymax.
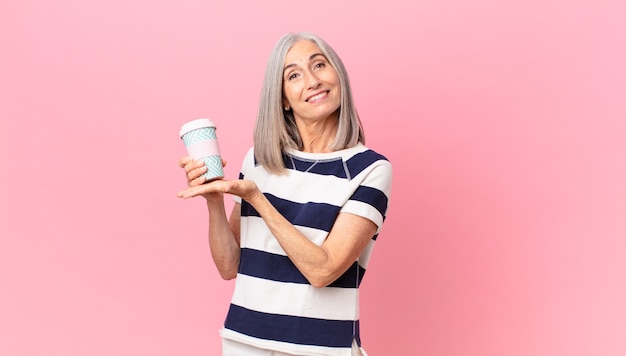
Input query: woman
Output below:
<box><xmin>178</xmin><ymin>32</ymin><xmax>392</xmax><ymax>356</ymax></box>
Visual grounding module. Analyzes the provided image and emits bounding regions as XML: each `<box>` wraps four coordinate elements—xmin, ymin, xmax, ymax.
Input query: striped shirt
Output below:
<box><xmin>220</xmin><ymin>143</ymin><xmax>392</xmax><ymax>355</ymax></box>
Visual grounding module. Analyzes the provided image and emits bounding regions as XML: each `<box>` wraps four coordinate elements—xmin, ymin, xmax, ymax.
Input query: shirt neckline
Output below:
<box><xmin>284</xmin><ymin>143</ymin><xmax>365</xmax><ymax>160</ymax></box>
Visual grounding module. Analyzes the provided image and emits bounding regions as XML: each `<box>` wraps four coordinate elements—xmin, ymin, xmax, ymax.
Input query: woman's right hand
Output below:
<box><xmin>178</xmin><ymin>156</ymin><xmax>209</xmax><ymax>188</ymax></box>
<box><xmin>178</xmin><ymin>156</ymin><xmax>228</xmax><ymax>202</ymax></box>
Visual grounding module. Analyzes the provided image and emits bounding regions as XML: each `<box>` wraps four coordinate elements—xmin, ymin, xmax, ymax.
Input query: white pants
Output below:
<box><xmin>222</xmin><ymin>338</ymin><xmax>368</xmax><ymax>356</ymax></box>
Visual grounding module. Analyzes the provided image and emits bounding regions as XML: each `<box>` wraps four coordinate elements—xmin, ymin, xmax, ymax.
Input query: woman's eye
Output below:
<box><xmin>314</xmin><ymin>62</ymin><xmax>326</xmax><ymax>69</ymax></box>
<box><xmin>288</xmin><ymin>73</ymin><xmax>299</xmax><ymax>80</ymax></box>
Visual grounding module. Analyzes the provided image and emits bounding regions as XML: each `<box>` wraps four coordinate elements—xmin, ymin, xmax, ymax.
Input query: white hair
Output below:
<box><xmin>253</xmin><ymin>32</ymin><xmax>365</xmax><ymax>174</ymax></box>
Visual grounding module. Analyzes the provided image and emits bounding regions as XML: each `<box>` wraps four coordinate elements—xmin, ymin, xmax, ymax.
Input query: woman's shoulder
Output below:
<box><xmin>346</xmin><ymin>144</ymin><xmax>391</xmax><ymax>167</ymax></box>
<box><xmin>237</xmin><ymin>146</ymin><xmax>256</xmax><ymax>171</ymax></box>
<box><xmin>339</xmin><ymin>144</ymin><xmax>392</xmax><ymax>184</ymax></box>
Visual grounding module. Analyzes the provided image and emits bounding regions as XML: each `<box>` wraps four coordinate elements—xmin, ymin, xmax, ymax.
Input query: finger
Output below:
<box><xmin>187</xmin><ymin>165</ymin><xmax>208</xmax><ymax>183</ymax></box>
<box><xmin>177</xmin><ymin>184</ymin><xmax>214</xmax><ymax>199</ymax></box>
<box><xmin>180</xmin><ymin>158</ymin><xmax>204</xmax><ymax>175</ymax></box>
<box><xmin>177</xmin><ymin>187</ymin><xmax>197</xmax><ymax>199</ymax></box>
<box><xmin>177</xmin><ymin>185</ymin><xmax>202</xmax><ymax>198</ymax></box>
<box><xmin>178</xmin><ymin>156</ymin><xmax>193</xmax><ymax>168</ymax></box>
<box><xmin>221</xmin><ymin>159</ymin><xmax>227</xmax><ymax>168</ymax></box>
<box><xmin>188</xmin><ymin>174</ymin><xmax>207</xmax><ymax>187</ymax></box>
<box><xmin>187</xmin><ymin>159</ymin><xmax>204</xmax><ymax>172</ymax></box>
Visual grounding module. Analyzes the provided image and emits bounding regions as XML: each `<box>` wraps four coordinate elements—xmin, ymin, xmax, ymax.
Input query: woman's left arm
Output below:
<box><xmin>178</xmin><ymin>179</ymin><xmax>378</xmax><ymax>288</ymax></box>
<box><xmin>249</xmin><ymin>191</ymin><xmax>377</xmax><ymax>288</ymax></box>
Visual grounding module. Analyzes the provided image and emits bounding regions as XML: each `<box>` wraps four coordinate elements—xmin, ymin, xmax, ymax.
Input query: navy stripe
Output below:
<box><xmin>238</xmin><ymin>248</ymin><xmax>365</xmax><ymax>288</ymax></box>
<box><xmin>239</xmin><ymin>248</ymin><xmax>308</xmax><ymax>284</ymax></box>
<box><xmin>241</xmin><ymin>194</ymin><xmax>340</xmax><ymax>232</ymax></box>
<box><xmin>281</xmin><ymin>153</ymin><xmax>292</xmax><ymax>169</ymax></box>
<box><xmin>329</xmin><ymin>261</ymin><xmax>366</xmax><ymax>288</ymax></box>
<box><xmin>256</xmin><ymin>153</ymin><xmax>348</xmax><ymax>179</ymax></box>
<box><xmin>350</xmin><ymin>185</ymin><xmax>388</xmax><ymax>217</ymax></box>
<box><xmin>289</xmin><ymin>156</ymin><xmax>348</xmax><ymax>178</ymax></box>
<box><xmin>345</xmin><ymin>150</ymin><xmax>388</xmax><ymax>178</ymax></box>
<box><xmin>251</xmin><ymin>149</ymin><xmax>387</xmax><ymax>179</ymax></box>
<box><xmin>225</xmin><ymin>304</ymin><xmax>358</xmax><ymax>348</ymax></box>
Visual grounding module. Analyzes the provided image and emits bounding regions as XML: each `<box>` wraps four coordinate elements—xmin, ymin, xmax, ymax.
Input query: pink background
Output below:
<box><xmin>2</xmin><ymin>1</ymin><xmax>625</xmax><ymax>355</ymax></box>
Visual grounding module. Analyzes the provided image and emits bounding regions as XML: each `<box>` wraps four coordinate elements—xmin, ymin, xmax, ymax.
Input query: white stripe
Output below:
<box><xmin>220</xmin><ymin>329</ymin><xmax>353</xmax><ymax>356</ymax></box>
<box><xmin>240</xmin><ymin>216</ymin><xmax>328</xmax><ymax>255</ymax></box>
<box><xmin>284</xmin><ymin>143</ymin><xmax>367</xmax><ymax>161</ymax></box>
<box><xmin>341</xmin><ymin>200</ymin><xmax>384</xmax><ymax>232</ymax></box>
<box><xmin>239</xmin><ymin>217</ymin><xmax>285</xmax><ymax>255</ymax></box>
<box><xmin>255</xmin><ymin>168</ymin><xmax>354</xmax><ymax>206</ymax></box>
<box><xmin>355</xmin><ymin>161</ymin><xmax>393</xmax><ymax>196</ymax></box>
<box><xmin>231</xmin><ymin>274</ymin><xmax>359</xmax><ymax>320</ymax></box>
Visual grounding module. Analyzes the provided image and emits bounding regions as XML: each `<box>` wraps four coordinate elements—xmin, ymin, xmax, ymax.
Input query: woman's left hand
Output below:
<box><xmin>177</xmin><ymin>179</ymin><xmax>262</xmax><ymax>202</ymax></box>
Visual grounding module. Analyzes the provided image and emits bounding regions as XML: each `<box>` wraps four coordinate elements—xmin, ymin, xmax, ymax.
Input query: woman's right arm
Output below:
<box><xmin>207</xmin><ymin>199</ymin><xmax>241</xmax><ymax>280</ymax></box>
<box><xmin>179</xmin><ymin>157</ymin><xmax>241</xmax><ymax>280</ymax></box>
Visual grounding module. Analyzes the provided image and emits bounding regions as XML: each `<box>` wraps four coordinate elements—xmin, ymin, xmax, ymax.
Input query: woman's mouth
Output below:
<box><xmin>306</xmin><ymin>91</ymin><xmax>329</xmax><ymax>103</ymax></box>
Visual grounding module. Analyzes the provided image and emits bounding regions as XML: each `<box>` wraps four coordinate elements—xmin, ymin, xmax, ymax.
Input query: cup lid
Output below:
<box><xmin>179</xmin><ymin>118</ymin><xmax>216</xmax><ymax>138</ymax></box>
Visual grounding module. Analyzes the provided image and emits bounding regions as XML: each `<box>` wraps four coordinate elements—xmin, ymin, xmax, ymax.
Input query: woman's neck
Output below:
<box><xmin>296</xmin><ymin>115</ymin><xmax>338</xmax><ymax>153</ymax></box>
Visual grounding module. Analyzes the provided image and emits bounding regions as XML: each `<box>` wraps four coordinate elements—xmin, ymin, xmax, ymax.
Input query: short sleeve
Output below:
<box><xmin>340</xmin><ymin>160</ymin><xmax>392</xmax><ymax>233</ymax></box>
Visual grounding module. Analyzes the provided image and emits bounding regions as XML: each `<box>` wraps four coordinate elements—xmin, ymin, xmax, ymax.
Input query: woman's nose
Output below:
<box><xmin>306</xmin><ymin>72</ymin><xmax>321</xmax><ymax>89</ymax></box>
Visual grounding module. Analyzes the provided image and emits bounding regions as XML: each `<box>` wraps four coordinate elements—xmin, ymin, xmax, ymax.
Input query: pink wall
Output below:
<box><xmin>2</xmin><ymin>1</ymin><xmax>625</xmax><ymax>355</ymax></box>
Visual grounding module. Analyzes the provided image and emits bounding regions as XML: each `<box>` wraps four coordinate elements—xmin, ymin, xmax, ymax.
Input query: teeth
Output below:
<box><xmin>308</xmin><ymin>92</ymin><xmax>326</xmax><ymax>102</ymax></box>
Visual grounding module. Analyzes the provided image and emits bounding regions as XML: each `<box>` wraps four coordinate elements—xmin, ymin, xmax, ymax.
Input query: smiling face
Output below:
<box><xmin>282</xmin><ymin>40</ymin><xmax>341</xmax><ymax>125</ymax></box>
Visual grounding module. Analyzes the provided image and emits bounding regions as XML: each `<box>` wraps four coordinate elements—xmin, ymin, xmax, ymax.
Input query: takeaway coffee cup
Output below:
<box><xmin>179</xmin><ymin>118</ymin><xmax>224</xmax><ymax>182</ymax></box>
